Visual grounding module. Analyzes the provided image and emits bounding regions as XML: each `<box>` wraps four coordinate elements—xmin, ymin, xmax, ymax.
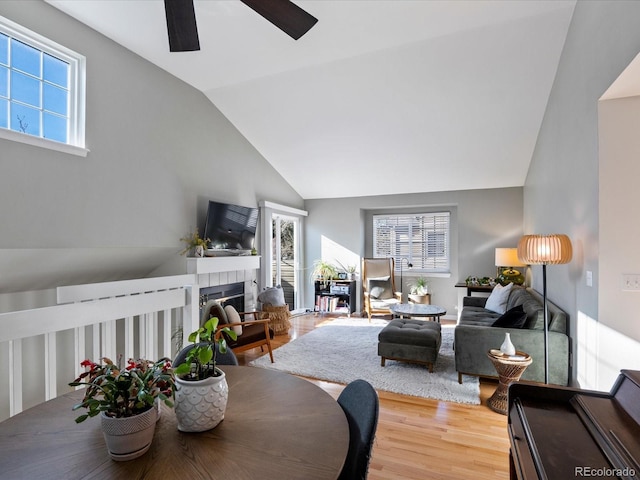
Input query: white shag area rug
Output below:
<box><xmin>249</xmin><ymin>317</ymin><xmax>480</xmax><ymax>404</ymax></box>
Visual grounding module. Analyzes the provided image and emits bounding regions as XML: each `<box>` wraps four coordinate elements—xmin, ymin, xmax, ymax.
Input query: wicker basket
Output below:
<box><xmin>262</xmin><ymin>304</ymin><xmax>292</xmax><ymax>335</ymax></box>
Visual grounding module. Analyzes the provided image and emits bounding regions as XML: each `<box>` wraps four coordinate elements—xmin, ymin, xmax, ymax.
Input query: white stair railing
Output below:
<box><xmin>0</xmin><ymin>274</ymin><xmax>200</xmax><ymax>420</ymax></box>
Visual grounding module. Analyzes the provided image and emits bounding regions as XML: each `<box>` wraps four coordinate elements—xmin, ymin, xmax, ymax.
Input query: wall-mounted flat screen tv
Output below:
<box><xmin>203</xmin><ymin>201</ymin><xmax>259</xmax><ymax>251</ymax></box>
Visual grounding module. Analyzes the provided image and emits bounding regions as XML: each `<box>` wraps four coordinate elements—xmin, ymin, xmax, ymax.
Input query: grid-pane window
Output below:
<box><xmin>373</xmin><ymin>212</ymin><xmax>450</xmax><ymax>273</ymax></box>
<box><xmin>0</xmin><ymin>17</ymin><xmax>85</xmax><ymax>148</ymax></box>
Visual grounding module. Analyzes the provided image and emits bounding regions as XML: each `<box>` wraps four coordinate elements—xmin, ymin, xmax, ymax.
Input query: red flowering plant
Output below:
<box><xmin>69</xmin><ymin>356</ymin><xmax>175</xmax><ymax>423</ymax></box>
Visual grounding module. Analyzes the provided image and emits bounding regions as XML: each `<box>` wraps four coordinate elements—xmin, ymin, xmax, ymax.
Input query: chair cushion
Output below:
<box><xmin>484</xmin><ymin>282</ymin><xmax>513</xmax><ymax>314</ymax></box>
<box><xmin>491</xmin><ymin>304</ymin><xmax>527</xmax><ymax>328</ymax></box>
<box><xmin>224</xmin><ymin>305</ymin><xmax>243</xmax><ymax>335</ymax></box>
<box><xmin>367</xmin><ymin>276</ymin><xmax>392</xmax><ymax>299</ymax></box>
<box><xmin>370</xmin><ymin>298</ymin><xmax>400</xmax><ymax>310</ymax></box>
<box><xmin>202</xmin><ymin>300</ymin><xmax>228</xmax><ymax>325</ymax></box>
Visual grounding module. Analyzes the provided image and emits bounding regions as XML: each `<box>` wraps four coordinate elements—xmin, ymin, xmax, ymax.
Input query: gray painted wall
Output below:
<box><xmin>304</xmin><ymin>187</ymin><xmax>523</xmax><ymax>318</ymax></box>
<box><xmin>0</xmin><ymin>1</ymin><xmax>303</xmax><ymax>300</ymax></box>
<box><xmin>524</xmin><ymin>0</ymin><xmax>640</xmax><ymax>388</ymax></box>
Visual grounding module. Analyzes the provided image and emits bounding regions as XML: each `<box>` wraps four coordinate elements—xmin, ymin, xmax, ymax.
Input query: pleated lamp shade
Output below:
<box><xmin>517</xmin><ymin>234</ymin><xmax>573</xmax><ymax>265</ymax></box>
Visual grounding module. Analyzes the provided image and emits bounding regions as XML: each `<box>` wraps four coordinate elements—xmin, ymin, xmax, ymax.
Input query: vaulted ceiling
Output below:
<box><xmin>47</xmin><ymin>0</ymin><xmax>576</xmax><ymax>199</ymax></box>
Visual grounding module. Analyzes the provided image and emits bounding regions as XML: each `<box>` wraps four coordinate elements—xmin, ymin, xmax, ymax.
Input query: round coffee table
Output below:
<box><xmin>486</xmin><ymin>350</ymin><xmax>532</xmax><ymax>415</ymax></box>
<box><xmin>390</xmin><ymin>303</ymin><xmax>447</xmax><ymax>322</ymax></box>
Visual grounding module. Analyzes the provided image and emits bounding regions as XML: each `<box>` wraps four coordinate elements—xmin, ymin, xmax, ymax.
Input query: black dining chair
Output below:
<box><xmin>173</xmin><ymin>342</ymin><xmax>239</xmax><ymax>367</ymax></box>
<box><xmin>337</xmin><ymin>379</ymin><xmax>379</xmax><ymax>480</ymax></box>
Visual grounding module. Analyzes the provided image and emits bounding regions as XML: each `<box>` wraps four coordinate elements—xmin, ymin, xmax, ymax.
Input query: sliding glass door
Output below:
<box><xmin>259</xmin><ymin>201</ymin><xmax>307</xmax><ymax>312</ymax></box>
<box><xmin>272</xmin><ymin>215</ymin><xmax>297</xmax><ymax>308</ymax></box>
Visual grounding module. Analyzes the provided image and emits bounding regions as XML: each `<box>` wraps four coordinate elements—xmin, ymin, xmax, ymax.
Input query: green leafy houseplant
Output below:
<box><xmin>173</xmin><ymin>317</ymin><xmax>238</xmax><ymax>432</ymax></box>
<box><xmin>335</xmin><ymin>259</ymin><xmax>357</xmax><ymax>277</ymax></box>
<box><xmin>69</xmin><ymin>356</ymin><xmax>175</xmax><ymax>423</ymax></box>
<box><xmin>409</xmin><ymin>276</ymin><xmax>429</xmax><ymax>295</ymax></box>
<box><xmin>173</xmin><ymin>317</ymin><xmax>237</xmax><ymax>380</ymax></box>
<box><xmin>312</xmin><ymin>259</ymin><xmax>338</xmax><ymax>286</ymax></box>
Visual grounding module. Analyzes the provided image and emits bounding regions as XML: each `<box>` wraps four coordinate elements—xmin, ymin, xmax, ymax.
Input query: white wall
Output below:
<box><xmin>596</xmin><ymin>97</ymin><xmax>640</xmax><ymax>389</ymax></box>
<box><xmin>0</xmin><ymin>1</ymin><xmax>304</xmax><ymax>303</ymax></box>
<box><xmin>524</xmin><ymin>0</ymin><xmax>640</xmax><ymax>388</ymax></box>
<box><xmin>304</xmin><ymin>187</ymin><xmax>523</xmax><ymax>317</ymax></box>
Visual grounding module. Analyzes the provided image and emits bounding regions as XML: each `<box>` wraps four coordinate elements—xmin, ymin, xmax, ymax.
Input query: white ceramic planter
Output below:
<box><xmin>174</xmin><ymin>368</ymin><xmax>228</xmax><ymax>432</ymax></box>
<box><xmin>100</xmin><ymin>406</ymin><xmax>157</xmax><ymax>461</ymax></box>
<box><xmin>408</xmin><ymin>293</ymin><xmax>430</xmax><ymax>304</ymax></box>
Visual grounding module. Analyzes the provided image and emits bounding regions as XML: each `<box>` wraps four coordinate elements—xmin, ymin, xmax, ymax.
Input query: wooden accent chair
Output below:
<box><xmin>361</xmin><ymin>257</ymin><xmax>401</xmax><ymax>321</ymax></box>
<box><xmin>201</xmin><ymin>300</ymin><xmax>275</xmax><ymax>363</ymax></box>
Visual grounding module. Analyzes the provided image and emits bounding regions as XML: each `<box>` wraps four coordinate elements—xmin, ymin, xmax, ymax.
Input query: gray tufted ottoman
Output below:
<box><xmin>378</xmin><ymin>319</ymin><xmax>442</xmax><ymax>372</ymax></box>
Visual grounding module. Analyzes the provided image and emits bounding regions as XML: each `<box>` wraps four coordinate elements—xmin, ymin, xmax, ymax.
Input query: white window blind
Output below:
<box><xmin>373</xmin><ymin>212</ymin><xmax>450</xmax><ymax>273</ymax></box>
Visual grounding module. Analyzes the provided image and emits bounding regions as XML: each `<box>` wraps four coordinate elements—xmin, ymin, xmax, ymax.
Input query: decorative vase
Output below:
<box><xmin>194</xmin><ymin>245</ymin><xmax>205</xmax><ymax>257</ymax></box>
<box><xmin>100</xmin><ymin>406</ymin><xmax>157</xmax><ymax>461</ymax></box>
<box><xmin>500</xmin><ymin>332</ymin><xmax>516</xmax><ymax>356</ymax></box>
<box><xmin>174</xmin><ymin>368</ymin><xmax>228</xmax><ymax>432</ymax></box>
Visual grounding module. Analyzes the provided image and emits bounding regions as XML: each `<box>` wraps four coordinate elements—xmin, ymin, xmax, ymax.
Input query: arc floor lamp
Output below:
<box><xmin>517</xmin><ymin>234</ymin><xmax>572</xmax><ymax>384</ymax></box>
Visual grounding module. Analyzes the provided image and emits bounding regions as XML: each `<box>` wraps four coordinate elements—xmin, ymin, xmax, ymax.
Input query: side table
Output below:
<box><xmin>486</xmin><ymin>350</ymin><xmax>532</xmax><ymax>415</ymax></box>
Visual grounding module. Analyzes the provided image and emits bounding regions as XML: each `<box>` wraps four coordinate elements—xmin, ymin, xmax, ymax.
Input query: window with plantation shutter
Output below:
<box><xmin>373</xmin><ymin>212</ymin><xmax>450</xmax><ymax>273</ymax></box>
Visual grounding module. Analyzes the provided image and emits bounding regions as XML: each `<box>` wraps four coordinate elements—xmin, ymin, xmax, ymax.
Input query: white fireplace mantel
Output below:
<box><xmin>186</xmin><ymin>256</ymin><xmax>261</xmax><ymax>274</ymax></box>
<box><xmin>186</xmin><ymin>256</ymin><xmax>261</xmax><ymax>311</ymax></box>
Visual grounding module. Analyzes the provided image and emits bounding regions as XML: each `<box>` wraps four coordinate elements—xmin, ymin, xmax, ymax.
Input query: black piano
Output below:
<box><xmin>508</xmin><ymin>370</ymin><xmax>640</xmax><ymax>480</ymax></box>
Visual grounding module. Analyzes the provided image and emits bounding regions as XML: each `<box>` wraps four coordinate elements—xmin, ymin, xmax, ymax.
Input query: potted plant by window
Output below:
<box><xmin>172</xmin><ymin>317</ymin><xmax>237</xmax><ymax>432</ymax></box>
<box><xmin>408</xmin><ymin>276</ymin><xmax>430</xmax><ymax>304</ymax></box>
<box><xmin>311</xmin><ymin>259</ymin><xmax>338</xmax><ymax>288</ymax></box>
<box><xmin>69</xmin><ymin>356</ymin><xmax>174</xmax><ymax>461</ymax></box>
<box><xmin>179</xmin><ymin>229</ymin><xmax>210</xmax><ymax>257</ymax></box>
<box><xmin>335</xmin><ymin>260</ymin><xmax>358</xmax><ymax>280</ymax></box>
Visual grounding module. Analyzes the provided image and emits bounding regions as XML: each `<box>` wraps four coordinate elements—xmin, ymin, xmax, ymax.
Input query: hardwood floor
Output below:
<box><xmin>235</xmin><ymin>313</ymin><xmax>511</xmax><ymax>480</ymax></box>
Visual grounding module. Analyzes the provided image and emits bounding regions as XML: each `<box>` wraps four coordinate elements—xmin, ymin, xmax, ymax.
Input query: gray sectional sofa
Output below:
<box><xmin>454</xmin><ymin>286</ymin><xmax>570</xmax><ymax>385</ymax></box>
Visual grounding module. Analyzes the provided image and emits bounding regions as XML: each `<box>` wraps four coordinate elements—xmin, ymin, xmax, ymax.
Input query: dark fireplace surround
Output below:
<box><xmin>199</xmin><ymin>282</ymin><xmax>245</xmax><ymax>314</ymax></box>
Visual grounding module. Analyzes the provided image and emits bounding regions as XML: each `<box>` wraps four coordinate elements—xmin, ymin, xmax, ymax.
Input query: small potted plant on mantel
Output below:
<box><xmin>172</xmin><ymin>317</ymin><xmax>237</xmax><ymax>432</ymax></box>
<box><xmin>69</xmin><ymin>356</ymin><xmax>175</xmax><ymax>461</ymax></box>
<box><xmin>408</xmin><ymin>276</ymin><xmax>430</xmax><ymax>304</ymax></box>
<box><xmin>179</xmin><ymin>228</ymin><xmax>209</xmax><ymax>257</ymax></box>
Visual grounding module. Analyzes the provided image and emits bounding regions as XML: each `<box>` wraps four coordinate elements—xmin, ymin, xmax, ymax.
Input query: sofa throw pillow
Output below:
<box><xmin>492</xmin><ymin>304</ymin><xmax>527</xmax><ymax>328</ymax></box>
<box><xmin>257</xmin><ymin>285</ymin><xmax>286</xmax><ymax>306</ymax></box>
<box><xmin>224</xmin><ymin>305</ymin><xmax>243</xmax><ymax>336</ymax></box>
<box><xmin>484</xmin><ymin>282</ymin><xmax>513</xmax><ymax>314</ymax></box>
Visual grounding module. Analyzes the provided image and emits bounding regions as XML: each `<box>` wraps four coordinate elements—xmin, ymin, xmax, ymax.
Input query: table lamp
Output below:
<box><xmin>495</xmin><ymin>248</ymin><xmax>526</xmax><ymax>285</ymax></box>
<box><xmin>517</xmin><ymin>234</ymin><xmax>572</xmax><ymax>384</ymax></box>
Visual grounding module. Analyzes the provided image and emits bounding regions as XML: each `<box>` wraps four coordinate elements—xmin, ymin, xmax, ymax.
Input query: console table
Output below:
<box><xmin>455</xmin><ymin>282</ymin><xmax>495</xmax><ymax>296</ymax></box>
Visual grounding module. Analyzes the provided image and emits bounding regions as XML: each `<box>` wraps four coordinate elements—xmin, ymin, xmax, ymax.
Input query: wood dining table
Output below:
<box><xmin>0</xmin><ymin>366</ymin><xmax>349</xmax><ymax>479</ymax></box>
